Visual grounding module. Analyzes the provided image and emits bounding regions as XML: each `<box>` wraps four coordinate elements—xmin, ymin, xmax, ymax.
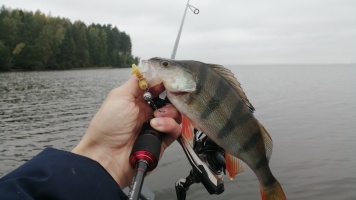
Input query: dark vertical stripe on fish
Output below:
<box><xmin>262</xmin><ymin>172</ymin><xmax>277</xmax><ymax>187</ymax></box>
<box><xmin>254</xmin><ymin>155</ymin><xmax>268</xmax><ymax>170</ymax></box>
<box><xmin>217</xmin><ymin>105</ymin><xmax>254</xmax><ymax>139</ymax></box>
<box><xmin>200</xmin><ymin>78</ymin><xmax>229</xmax><ymax>119</ymax></box>
<box><xmin>195</xmin><ymin>63</ymin><xmax>208</xmax><ymax>96</ymax></box>
<box><xmin>238</xmin><ymin>130</ymin><xmax>263</xmax><ymax>154</ymax></box>
<box><xmin>217</xmin><ymin>100</ymin><xmax>244</xmax><ymax>138</ymax></box>
<box><xmin>257</xmin><ymin>165</ymin><xmax>276</xmax><ymax>187</ymax></box>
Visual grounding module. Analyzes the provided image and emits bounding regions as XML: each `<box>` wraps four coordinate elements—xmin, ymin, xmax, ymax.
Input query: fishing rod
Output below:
<box><xmin>128</xmin><ymin>121</ymin><xmax>162</xmax><ymax>200</ymax></box>
<box><xmin>171</xmin><ymin>0</ymin><xmax>199</xmax><ymax>59</ymax></box>
<box><xmin>127</xmin><ymin>95</ymin><xmax>170</xmax><ymax>200</ymax></box>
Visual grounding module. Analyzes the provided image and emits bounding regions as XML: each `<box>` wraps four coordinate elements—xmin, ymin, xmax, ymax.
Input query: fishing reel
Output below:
<box><xmin>175</xmin><ymin>130</ymin><xmax>226</xmax><ymax>200</ymax></box>
<box><xmin>140</xmin><ymin>96</ymin><xmax>227</xmax><ymax>200</ymax></box>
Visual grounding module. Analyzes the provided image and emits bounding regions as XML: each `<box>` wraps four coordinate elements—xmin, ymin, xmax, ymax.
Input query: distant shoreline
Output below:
<box><xmin>0</xmin><ymin>66</ymin><xmax>131</xmax><ymax>73</ymax></box>
<box><xmin>69</xmin><ymin>66</ymin><xmax>128</xmax><ymax>70</ymax></box>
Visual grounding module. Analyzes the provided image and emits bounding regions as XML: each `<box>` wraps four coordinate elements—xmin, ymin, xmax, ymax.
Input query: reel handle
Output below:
<box><xmin>129</xmin><ymin>121</ymin><xmax>162</xmax><ymax>172</ymax></box>
<box><xmin>128</xmin><ymin>121</ymin><xmax>163</xmax><ymax>200</ymax></box>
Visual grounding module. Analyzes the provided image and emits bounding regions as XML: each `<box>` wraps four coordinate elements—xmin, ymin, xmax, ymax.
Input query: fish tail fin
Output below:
<box><xmin>225</xmin><ymin>152</ymin><xmax>245</xmax><ymax>180</ymax></box>
<box><xmin>260</xmin><ymin>180</ymin><xmax>286</xmax><ymax>200</ymax></box>
<box><xmin>181</xmin><ymin>115</ymin><xmax>194</xmax><ymax>141</ymax></box>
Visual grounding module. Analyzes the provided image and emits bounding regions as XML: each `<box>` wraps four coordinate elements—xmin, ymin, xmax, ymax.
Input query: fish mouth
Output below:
<box><xmin>149</xmin><ymin>83</ymin><xmax>189</xmax><ymax>97</ymax></box>
<box><xmin>169</xmin><ymin>91</ymin><xmax>190</xmax><ymax>96</ymax></box>
<box><xmin>140</xmin><ymin>60</ymin><xmax>161</xmax><ymax>86</ymax></box>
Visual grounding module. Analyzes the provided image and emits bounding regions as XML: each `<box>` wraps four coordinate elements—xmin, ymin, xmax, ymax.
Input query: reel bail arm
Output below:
<box><xmin>175</xmin><ymin>131</ymin><xmax>226</xmax><ymax>200</ymax></box>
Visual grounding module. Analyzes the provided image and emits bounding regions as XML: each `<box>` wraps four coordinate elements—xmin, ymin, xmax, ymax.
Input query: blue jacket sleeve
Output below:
<box><xmin>0</xmin><ymin>148</ymin><xmax>127</xmax><ymax>200</ymax></box>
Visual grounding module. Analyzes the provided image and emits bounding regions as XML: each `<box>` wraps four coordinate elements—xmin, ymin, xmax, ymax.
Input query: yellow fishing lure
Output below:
<box><xmin>131</xmin><ymin>64</ymin><xmax>148</xmax><ymax>90</ymax></box>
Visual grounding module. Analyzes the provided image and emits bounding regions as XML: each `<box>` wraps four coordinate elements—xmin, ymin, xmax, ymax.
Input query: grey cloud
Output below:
<box><xmin>1</xmin><ymin>0</ymin><xmax>355</xmax><ymax>64</ymax></box>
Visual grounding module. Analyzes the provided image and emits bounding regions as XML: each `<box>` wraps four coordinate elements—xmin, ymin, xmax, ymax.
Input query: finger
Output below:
<box><xmin>153</xmin><ymin>104</ymin><xmax>181</xmax><ymax>124</ymax></box>
<box><xmin>118</xmin><ymin>77</ymin><xmax>164</xmax><ymax>99</ymax></box>
<box><xmin>150</xmin><ymin>118</ymin><xmax>181</xmax><ymax>148</ymax></box>
<box><xmin>149</xmin><ymin>83</ymin><xmax>165</xmax><ymax>97</ymax></box>
<box><xmin>136</xmin><ymin>100</ymin><xmax>154</xmax><ymax>124</ymax></box>
<box><xmin>115</xmin><ymin>76</ymin><xmax>144</xmax><ymax>99</ymax></box>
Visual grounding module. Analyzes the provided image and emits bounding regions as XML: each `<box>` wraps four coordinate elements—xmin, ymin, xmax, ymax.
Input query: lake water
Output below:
<box><xmin>1</xmin><ymin>64</ymin><xmax>355</xmax><ymax>199</ymax></box>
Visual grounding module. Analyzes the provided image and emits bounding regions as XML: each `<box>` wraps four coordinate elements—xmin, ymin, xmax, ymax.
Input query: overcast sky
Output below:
<box><xmin>1</xmin><ymin>0</ymin><xmax>355</xmax><ymax>64</ymax></box>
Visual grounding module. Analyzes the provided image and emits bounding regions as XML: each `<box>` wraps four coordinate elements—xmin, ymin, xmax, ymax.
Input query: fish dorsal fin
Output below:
<box><xmin>209</xmin><ymin>64</ymin><xmax>255</xmax><ymax>112</ymax></box>
<box><xmin>257</xmin><ymin>121</ymin><xmax>273</xmax><ymax>161</ymax></box>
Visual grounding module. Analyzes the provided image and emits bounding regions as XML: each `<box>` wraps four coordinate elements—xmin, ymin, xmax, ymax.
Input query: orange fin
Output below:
<box><xmin>181</xmin><ymin>115</ymin><xmax>194</xmax><ymax>141</ymax></box>
<box><xmin>260</xmin><ymin>181</ymin><xmax>287</xmax><ymax>200</ymax></box>
<box><xmin>225</xmin><ymin>152</ymin><xmax>245</xmax><ymax>180</ymax></box>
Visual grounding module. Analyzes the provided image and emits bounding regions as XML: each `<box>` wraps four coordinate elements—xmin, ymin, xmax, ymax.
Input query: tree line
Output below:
<box><xmin>0</xmin><ymin>6</ymin><xmax>139</xmax><ymax>71</ymax></box>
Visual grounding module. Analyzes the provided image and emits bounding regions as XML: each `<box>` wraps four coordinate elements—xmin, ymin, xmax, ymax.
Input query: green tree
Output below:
<box><xmin>12</xmin><ymin>42</ymin><xmax>25</xmax><ymax>55</ymax></box>
<box><xmin>0</xmin><ymin>6</ymin><xmax>136</xmax><ymax>70</ymax></box>
<box><xmin>31</xmin><ymin>20</ymin><xmax>65</xmax><ymax>70</ymax></box>
<box><xmin>72</xmin><ymin>21</ymin><xmax>90</xmax><ymax>67</ymax></box>
<box><xmin>0</xmin><ymin>40</ymin><xmax>11</xmax><ymax>70</ymax></box>
<box><xmin>55</xmin><ymin>19</ymin><xmax>76</xmax><ymax>69</ymax></box>
<box><xmin>1</xmin><ymin>10</ymin><xmax>22</xmax><ymax>50</ymax></box>
<box><xmin>87</xmin><ymin>25</ymin><xmax>101</xmax><ymax>66</ymax></box>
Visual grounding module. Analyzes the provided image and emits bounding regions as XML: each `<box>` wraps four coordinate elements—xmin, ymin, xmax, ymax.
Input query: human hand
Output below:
<box><xmin>72</xmin><ymin>76</ymin><xmax>181</xmax><ymax>188</ymax></box>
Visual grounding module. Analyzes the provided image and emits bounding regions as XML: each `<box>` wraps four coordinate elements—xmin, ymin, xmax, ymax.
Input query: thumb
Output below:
<box><xmin>150</xmin><ymin>118</ymin><xmax>181</xmax><ymax>147</ymax></box>
<box><xmin>116</xmin><ymin>76</ymin><xmax>144</xmax><ymax>99</ymax></box>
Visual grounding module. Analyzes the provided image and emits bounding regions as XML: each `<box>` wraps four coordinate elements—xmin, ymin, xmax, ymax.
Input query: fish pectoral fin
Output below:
<box><xmin>181</xmin><ymin>115</ymin><xmax>194</xmax><ymax>141</ymax></box>
<box><xmin>225</xmin><ymin>152</ymin><xmax>245</xmax><ymax>180</ymax></box>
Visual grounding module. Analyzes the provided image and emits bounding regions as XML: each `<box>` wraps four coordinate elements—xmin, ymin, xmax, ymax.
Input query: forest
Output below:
<box><xmin>0</xmin><ymin>6</ymin><xmax>139</xmax><ymax>71</ymax></box>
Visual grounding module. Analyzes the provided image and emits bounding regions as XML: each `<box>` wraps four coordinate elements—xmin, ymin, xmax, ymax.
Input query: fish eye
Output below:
<box><xmin>161</xmin><ymin>61</ymin><xmax>169</xmax><ymax>67</ymax></box>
